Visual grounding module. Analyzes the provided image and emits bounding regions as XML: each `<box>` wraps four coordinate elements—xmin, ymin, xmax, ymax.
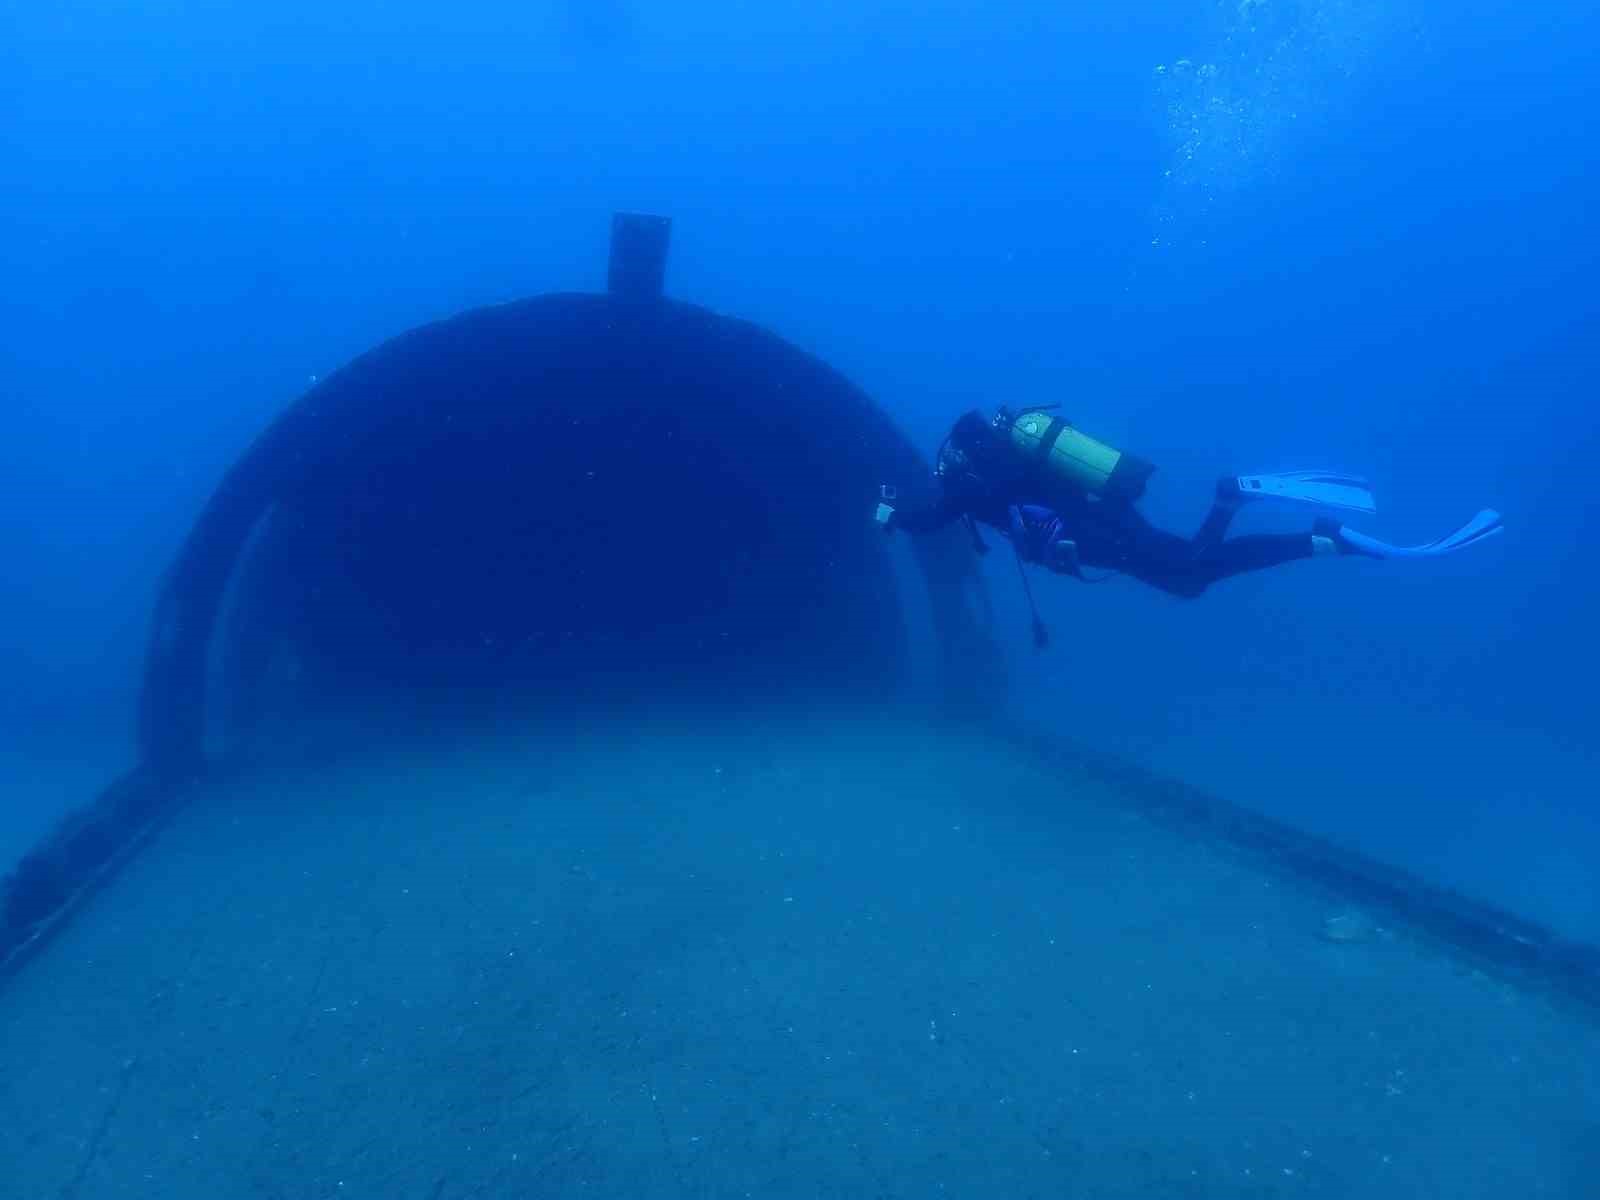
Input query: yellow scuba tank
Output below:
<box><xmin>1000</xmin><ymin>407</ymin><xmax>1156</xmax><ymax>501</ymax></box>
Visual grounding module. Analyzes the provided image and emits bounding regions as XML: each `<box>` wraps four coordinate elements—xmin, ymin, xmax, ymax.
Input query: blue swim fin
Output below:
<box><xmin>1235</xmin><ymin>471</ymin><xmax>1378</xmax><ymax>515</ymax></box>
<box><xmin>1328</xmin><ymin>509</ymin><xmax>1504</xmax><ymax>559</ymax></box>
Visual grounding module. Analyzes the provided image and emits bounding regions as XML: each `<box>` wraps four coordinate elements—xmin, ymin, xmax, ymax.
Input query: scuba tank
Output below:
<box><xmin>995</xmin><ymin>406</ymin><xmax>1156</xmax><ymax>502</ymax></box>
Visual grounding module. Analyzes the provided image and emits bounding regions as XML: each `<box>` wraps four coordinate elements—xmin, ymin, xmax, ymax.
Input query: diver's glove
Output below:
<box><xmin>875</xmin><ymin>486</ymin><xmax>899</xmax><ymax>533</ymax></box>
<box><xmin>1008</xmin><ymin>505</ymin><xmax>1082</xmax><ymax>578</ymax></box>
<box><xmin>1045</xmin><ymin>538</ymin><xmax>1081</xmax><ymax>577</ymax></box>
<box><xmin>1006</xmin><ymin>505</ymin><xmax>1058</xmax><ymax>558</ymax></box>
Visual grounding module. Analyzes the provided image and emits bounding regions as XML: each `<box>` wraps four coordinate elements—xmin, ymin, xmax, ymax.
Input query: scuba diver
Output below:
<box><xmin>877</xmin><ymin>406</ymin><xmax>1503</xmax><ymax>646</ymax></box>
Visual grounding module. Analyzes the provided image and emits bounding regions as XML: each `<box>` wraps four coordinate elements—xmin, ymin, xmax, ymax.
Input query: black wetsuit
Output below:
<box><xmin>889</xmin><ymin>412</ymin><xmax>1321</xmax><ymax>599</ymax></box>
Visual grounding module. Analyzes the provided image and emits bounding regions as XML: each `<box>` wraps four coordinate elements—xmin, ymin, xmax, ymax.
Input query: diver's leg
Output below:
<box><xmin>1091</xmin><ymin>505</ymin><xmax>1334</xmax><ymax>597</ymax></box>
<box><xmin>1186</xmin><ymin>478</ymin><xmax>1362</xmax><ymax>568</ymax></box>
<box><xmin>1196</xmin><ymin>531</ymin><xmax>1332</xmax><ymax>578</ymax></box>
<box><xmin>1074</xmin><ymin>504</ymin><xmax>1212</xmax><ymax>597</ymax></box>
<box><xmin>1191</xmin><ymin>478</ymin><xmax>1247</xmax><ymax>551</ymax></box>
<box><xmin>1107</xmin><ymin>501</ymin><xmax>1502</xmax><ymax>595</ymax></box>
<box><xmin>1077</xmin><ymin>500</ymin><xmax>1338</xmax><ymax>596</ymax></box>
<box><xmin>1129</xmin><ymin>534</ymin><xmax>1328</xmax><ymax>597</ymax></box>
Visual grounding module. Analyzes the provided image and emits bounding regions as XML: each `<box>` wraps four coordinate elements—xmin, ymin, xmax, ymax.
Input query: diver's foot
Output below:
<box><xmin>1313</xmin><ymin>517</ymin><xmax>1371</xmax><ymax>558</ymax></box>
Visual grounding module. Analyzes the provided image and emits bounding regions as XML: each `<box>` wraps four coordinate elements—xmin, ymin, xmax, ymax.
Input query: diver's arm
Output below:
<box><xmin>878</xmin><ymin>484</ymin><xmax>965</xmax><ymax>534</ymax></box>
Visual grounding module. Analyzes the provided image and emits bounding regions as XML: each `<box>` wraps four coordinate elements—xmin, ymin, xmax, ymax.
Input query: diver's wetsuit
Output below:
<box><xmin>888</xmin><ymin>411</ymin><xmax>1321</xmax><ymax>599</ymax></box>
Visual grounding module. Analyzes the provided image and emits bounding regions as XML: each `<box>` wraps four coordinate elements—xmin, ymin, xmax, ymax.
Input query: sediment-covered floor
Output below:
<box><xmin>2</xmin><ymin>707</ymin><xmax>1595</xmax><ymax>1198</ymax></box>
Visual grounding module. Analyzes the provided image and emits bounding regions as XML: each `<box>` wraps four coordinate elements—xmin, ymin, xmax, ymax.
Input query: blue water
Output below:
<box><xmin>1</xmin><ymin>0</ymin><xmax>1595</xmax><ymax>938</ymax></box>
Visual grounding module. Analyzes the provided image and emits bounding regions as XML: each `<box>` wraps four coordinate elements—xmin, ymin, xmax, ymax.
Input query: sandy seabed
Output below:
<box><xmin>2</xmin><ymin>706</ymin><xmax>1596</xmax><ymax>1199</ymax></box>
